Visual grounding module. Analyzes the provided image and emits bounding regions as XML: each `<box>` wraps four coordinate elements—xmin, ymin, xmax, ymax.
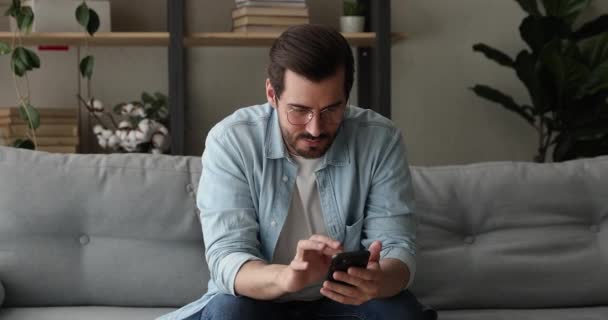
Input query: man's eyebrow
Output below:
<box><xmin>287</xmin><ymin>101</ymin><xmax>344</xmax><ymax>111</ymax></box>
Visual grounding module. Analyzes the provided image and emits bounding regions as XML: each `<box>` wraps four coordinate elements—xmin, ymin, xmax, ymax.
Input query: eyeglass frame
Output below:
<box><xmin>275</xmin><ymin>96</ymin><xmax>347</xmax><ymax>126</ymax></box>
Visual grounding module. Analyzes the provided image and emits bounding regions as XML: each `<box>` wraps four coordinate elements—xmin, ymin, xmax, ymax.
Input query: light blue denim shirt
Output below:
<box><xmin>157</xmin><ymin>103</ymin><xmax>417</xmax><ymax>320</ymax></box>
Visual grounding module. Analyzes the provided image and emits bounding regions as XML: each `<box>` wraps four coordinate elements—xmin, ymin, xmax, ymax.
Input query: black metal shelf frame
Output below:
<box><xmin>167</xmin><ymin>0</ymin><xmax>392</xmax><ymax>155</ymax></box>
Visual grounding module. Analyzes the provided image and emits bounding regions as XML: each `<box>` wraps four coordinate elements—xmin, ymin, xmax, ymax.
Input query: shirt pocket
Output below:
<box><xmin>343</xmin><ymin>216</ymin><xmax>364</xmax><ymax>251</ymax></box>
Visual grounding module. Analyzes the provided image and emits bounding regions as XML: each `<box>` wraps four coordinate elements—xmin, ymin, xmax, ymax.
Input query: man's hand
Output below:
<box><xmin>320</xmin><ymin>240</ymin><xmax>385</xmax><ymax>305</ymax></box>
<box><xmin>276</xmin><ymin>235</ymin><xmax>343</xmax><ymax>294</ymax></box>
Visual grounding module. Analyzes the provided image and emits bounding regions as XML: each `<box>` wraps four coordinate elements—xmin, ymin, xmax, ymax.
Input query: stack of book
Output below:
<box><xmin>0</xmin><ymin>107</ymin><xmax>79</xmax><ymax>153</ymax></box>
<box><xmin>232</xmin><ymin>0</ymin><xmax>309</xmax><ymax>33</ymax></box>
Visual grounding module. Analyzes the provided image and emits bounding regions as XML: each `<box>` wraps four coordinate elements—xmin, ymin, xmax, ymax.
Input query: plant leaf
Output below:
<box><xmin>141</xmin><ymin>92</ymin><xmax>154</xmax><ymax>104</ymax></box>
<box><xmin>13</xmin><ymin>138</ymin><xmax>35</xmax><ymax>150</ymax></box>
<box><xmin>580</xmin><ymin>60</ymin><xmax>608</xmax><ymax>95</ymax></box>
<box><xmin>520</xmin><ymin>16</ymin><xmax>570</xmax><ymax>54</ymax></box>
<box><xmin>470</xmin><ymin>85</ymin><xmax>536</xmax><ymax>124</ymax></box>
<box><xmin>87</xmin><ymin>9</ymin><xmax>100</xmax><ymax>35</ymax></box>
<box><xmin>16</xmin><ymin>6</ymin><xmax>34</xmax><ymax>33</ymax></box>
<box><xmin>578</xmin><ymin>33</ymin><xmax>608</xmax><ymax>68</ymax></box>
<box><xmin>0</xmin><ymin>42</ymin><xmax>10</xmax><ymax>55</ymax></box>
<box><xmin>11</xmin><ymin>48</ymin><xmax>28</xmax><ymax>76</ymax></box>
<box><xmin>572</xmin><ymin>15</ymin><xmax>608</xmax><ymax>40</ymax></box>
<box><xmin>75</xmin><ymin>2</ymin><xmax>90</xmax><ymax>28</ymax></box>
<box><xmin>4</xmin><ymin>0</ymin><xmax>20</xmax><ymax>17</ymax></box>
<box><xmin>541</xmin><ymin>0</ymin><xmax>591</xmax><ymax>25</ymax></box>
<box><xmin>79</xmin><ymin>55</ymin><xmax>95</xmax><ymax>79</ymax></box>
<box><xmin>24</xmin><ymin>48</ymin><xmax>40</xmax><ymax>69</ymax></box>
<box><xmin>515</xmin><ymin>0</ymin><xmax>541</xmax><ymax>16</ymax></box>
<box><xmin>18</xmin><ymin>103</ymin><xmax>40</xmax><ymax>130</ymax></box>
<box><xmin>473</xmin><ymin>43</ymin><xmax>515</xmax><ymax>68</ymax></box>
<box><xmin>113</xmin><ymin>103</ymin><xmax>125</xmax><ymax>114</ymax></box>
<box><xmin>514</xmin><ymin>50</ymin><xmax>550</xmax><ymax>113</ymax></box>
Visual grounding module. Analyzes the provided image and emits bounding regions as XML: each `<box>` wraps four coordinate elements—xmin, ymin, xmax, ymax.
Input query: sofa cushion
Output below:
<box><xmin>0</xmin><ymin>147</ymin><xmax>208</xmax><ymax>307</ymax></box>
<box><xmin>439</xmin><ymin>306</ymin><xmax>608</xmax><ymax>320</ymax></box>
<box><xmin>409</xmin><ymin>156</ymin><xmax>608</xmax><ymax>310</ymax></box>
<box><xmin>0</xmin><ymin>306</ymin><xmax>176</xmax><ymax>320</ymax></box>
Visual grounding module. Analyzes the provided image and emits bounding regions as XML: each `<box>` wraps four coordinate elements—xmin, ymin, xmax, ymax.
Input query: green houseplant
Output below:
<box><xmin>471</xmin><ymin>0</ymin><xmax>608</xmax><ymax>162</ymax></box>
<box><xmin>340</xmin><ymin>0</ymin><xmax>366</xmax><ymax>33</ymax></box>
<box><xmin>0</xmin><ymin>0</ymin><xmax>98</xmax><ymax>150</ymax></box>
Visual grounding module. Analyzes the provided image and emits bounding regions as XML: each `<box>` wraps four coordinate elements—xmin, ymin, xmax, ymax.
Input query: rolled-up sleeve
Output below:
<box><xmin>362</xmin><ymin>128</ymin><xmax>417</xmax><ymax>289</ymax></box>
<box><xmin>198</xmin><ymin>131</ymin><xmax>263</xmax><ymax>295</ymax></box>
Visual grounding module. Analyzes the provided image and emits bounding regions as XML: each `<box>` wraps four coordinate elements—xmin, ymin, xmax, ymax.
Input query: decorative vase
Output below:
<box><xmin>340</xmin><ymin>16</ymin><xmax>365</xmax><ymax>33</ymax></box>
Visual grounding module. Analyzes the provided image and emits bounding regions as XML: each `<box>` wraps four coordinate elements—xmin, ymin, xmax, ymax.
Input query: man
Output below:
<box><xmin>159</xmin><ymin>24</ymin><xmax>433</xmax><ymax>320</ymax></box>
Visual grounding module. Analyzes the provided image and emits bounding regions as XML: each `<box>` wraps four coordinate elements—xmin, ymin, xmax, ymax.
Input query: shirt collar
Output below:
<box><xmin>265</xmin><ymin>104</ymin><xmax>350</xmax><ymax>167</ymax></box>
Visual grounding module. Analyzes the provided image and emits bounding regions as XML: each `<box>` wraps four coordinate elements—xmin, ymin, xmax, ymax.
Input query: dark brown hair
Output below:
<box><xmin>268</xmin><ymin>24</ymin><xmax>355</xmax><ymax>100</ymax></box>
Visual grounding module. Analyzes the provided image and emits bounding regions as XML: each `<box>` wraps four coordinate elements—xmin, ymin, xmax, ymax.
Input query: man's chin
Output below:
<box><xmin>295</xmin><ymin>146</ymin><xmax>327</xmax><ymax>159</ymax></box>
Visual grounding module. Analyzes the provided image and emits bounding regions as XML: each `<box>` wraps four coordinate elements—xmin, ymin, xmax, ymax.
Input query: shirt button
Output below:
<box><xmin>271</xmin><ymin>220</ymin><xmax>277</xmax><ymax>227</ymax></box>
<box><xmin>282</xmin><ymin>176</ymin><xmax>288</xmax><ymax>182</ymax></box>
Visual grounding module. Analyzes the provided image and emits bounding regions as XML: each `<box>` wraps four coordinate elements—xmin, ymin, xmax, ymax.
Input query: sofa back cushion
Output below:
<box><xmin>0</xmin><ymin>147</ymin><xmax>208</xmax><ymax>307</ymax></box>
<box><xmin>409</xmin><ymin>156</ymin><xmax>608</xmax><ymax>309</ymax></box>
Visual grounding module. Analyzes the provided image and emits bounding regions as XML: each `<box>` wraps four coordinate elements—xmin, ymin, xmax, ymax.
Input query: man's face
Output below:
<box><xmin>266</xmin><ymin>69</ymin><xmax>347</xmax><ymax>159</ymax></box>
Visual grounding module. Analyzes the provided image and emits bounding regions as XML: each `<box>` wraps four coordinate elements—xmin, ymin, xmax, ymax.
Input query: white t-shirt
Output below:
<box><xmin>272</xmin><ymin>155</ymin><xmax>327</xmax><ymax>301</ymax></box>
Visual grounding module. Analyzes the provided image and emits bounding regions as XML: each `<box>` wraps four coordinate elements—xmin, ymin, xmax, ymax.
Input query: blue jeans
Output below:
<box><xmin>187</xmin><ymin>290</ymin><xmax>437</xmax><ymax>320</ymax></box>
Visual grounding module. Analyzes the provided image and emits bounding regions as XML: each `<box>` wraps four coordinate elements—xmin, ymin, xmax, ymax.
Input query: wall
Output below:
<box><xmin>1</xmin><ymin>1</ymin><xmax>606</xmax><ymax>165</ymax></box>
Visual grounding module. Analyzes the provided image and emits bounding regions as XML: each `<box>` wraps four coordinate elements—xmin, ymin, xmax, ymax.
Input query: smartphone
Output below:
<box><xmin>326</xmin><ymin>250</ymin><xmax>370</xmax><ymax>285</ymax></box>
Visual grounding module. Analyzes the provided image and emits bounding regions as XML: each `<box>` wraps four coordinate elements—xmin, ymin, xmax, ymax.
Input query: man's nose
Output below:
<box><xmin>306</xmin><ymin>113</ymin><xmax>322</xmax><ymax>137</ymax></box>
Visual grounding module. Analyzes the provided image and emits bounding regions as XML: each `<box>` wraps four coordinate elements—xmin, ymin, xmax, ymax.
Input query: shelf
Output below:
<box><xmin>0</xmin><ymin>32</ymin><xmax>170</xmax><ymax>47</ymax></box>
<box><xmin>0</xmin><ymin>32</ymin><xmax>406</xmax><ymax>48</ymax></box>
<box><xmin>185</xmin><ymin>32</ymin><xmax>406</xmax><ymax>47</ymax></box>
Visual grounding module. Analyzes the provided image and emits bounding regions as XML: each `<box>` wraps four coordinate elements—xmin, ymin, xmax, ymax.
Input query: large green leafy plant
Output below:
<box><xmin>471</xmin><ymin>0</ymin><xmax>608</xmax><ymax>162</ymax></box>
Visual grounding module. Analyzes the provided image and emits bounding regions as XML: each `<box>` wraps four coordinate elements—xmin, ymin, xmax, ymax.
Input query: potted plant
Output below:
<box><xmin>79</xmin><ymin>91</ymin><xmax>171</xmax><ymax>154</ymax></box>
<box><xmin>471</xmin><ymin>0</ymin><xmax>608</xmax><ymax>162</ymax></box>
<box><xmin>340</xmin><ymin>0</ymin><xmax>366</xmax><ymax>33</ymax></box>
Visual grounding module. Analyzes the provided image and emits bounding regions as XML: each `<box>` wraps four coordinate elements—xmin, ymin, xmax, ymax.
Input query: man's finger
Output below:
<box><xmin>347</xmin><ymin>265</ymin><xmax>379</xmax><ymax>281</ymax></box>
<box><xmin>295</xmin><ymin>239</ymin><xmax>326</xmax><ymax>260</ymax></box>
<box><xmin>320</xmin><ymin>287</ymin><xmax>356</xmax><ymax>305</ymax></box>
<box><xmin>368</xmin><ymin>240</ymin><xmax>382</xmax><ymax>263</ymax></box>
<box><xmin>309</xmin><ymin>234</ymin><xmax>342</xmax><ymax>249</ymax></box>
<box><xmin>290</xmin><ymin>260</ymin><xmax>308</xmax><ymax>270</ymax></box>
<box><xmin>332</xmin><ymin>271</ymin><xmax>365</xmax><ymax>287</ymax></box>
<box><xmin>323</xmin><ymin>280</ymin><xmax>359</xmax><ymax>298</ymax></box>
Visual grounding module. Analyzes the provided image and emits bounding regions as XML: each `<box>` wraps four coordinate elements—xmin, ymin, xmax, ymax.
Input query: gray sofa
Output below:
<box><xmin>0</xmin><ymin>145</ymin><xmax>606</xmax><ymax>320</ymax></box>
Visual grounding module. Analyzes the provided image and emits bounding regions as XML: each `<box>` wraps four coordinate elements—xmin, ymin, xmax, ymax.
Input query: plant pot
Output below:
<box><xmin>340</xmin><ymin>16</ymin><xmax>365</xmax><ymax>33</ymax></box>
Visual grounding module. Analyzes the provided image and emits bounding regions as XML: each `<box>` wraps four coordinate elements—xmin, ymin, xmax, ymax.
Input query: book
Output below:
<box><xmin>0</xmin><ymin>116</ymin><xmax>78</xmax><ymax>125</ymax></box>
<box><xmin>233</xmin><ymin>16</ymin><xmax>309</xmax><ymax>27</ymax></box>
<box><xmin>37</xmin><ymin>145</ymin><xmax>77</xmax><ymax>153</ymax></box>
<box><xmin>0</xmin><ymin>107</ymin><xmax>77</xmax><ymax>118</ymax></box>
<box><xmin>233</xmin><ymin>25</ymin><xmax>290</xmax><ymax>33</ymax></box>
<box><xmin>235</xmin><ymin>1</ymin><xmax>307</xmax><ymax>8</ymax></box>
<box><xmin>0</xmin><ymin>124</ymin><xmax>78</xmax><ymax>138</ymax></box>
<box><xmin>0</xmin><ymin>136</ymin><xmax>79</xmax><ymax>146</ymax></box>
<box><xmin>232</xmin><ymin>6</ymin><xmax>309</xmax><ymax>19</ymax></box>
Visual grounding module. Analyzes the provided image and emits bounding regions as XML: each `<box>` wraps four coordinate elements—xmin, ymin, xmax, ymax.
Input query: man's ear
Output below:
<box><xmin>266</xmin><ymin>79</ymin><xmax>277</xmax><ymax>108</ymax></box>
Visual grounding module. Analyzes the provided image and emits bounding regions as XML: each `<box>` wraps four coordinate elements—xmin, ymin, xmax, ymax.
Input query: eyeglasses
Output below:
<box><xmin>280</xmin><ymin>100</ymin><xmax>346</xmax><ymax>126</ymax></box>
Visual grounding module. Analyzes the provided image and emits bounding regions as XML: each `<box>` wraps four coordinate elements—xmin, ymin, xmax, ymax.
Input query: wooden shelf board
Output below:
<box><xmin>185</xmin><ymin>32</ymin><xmax>407</xmax><ymax>47</ymax></box>
<box><xmin>0</xmin><ymin>32</ymin><xmax>170</xmax><ymax>46</ymax></box>
<box><xmin>0</xmin><ymin>32</ymin><xmax>406</xmax><ymax>47</ymax></box>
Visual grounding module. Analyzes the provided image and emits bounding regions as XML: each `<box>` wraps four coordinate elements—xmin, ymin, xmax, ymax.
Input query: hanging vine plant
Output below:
<box><xmin>1</xmin><ymin>0</ymin><xmax>41</xmax><ymax>150</ymax></box>
<box><xmin>0</xmin><ymin>0</ymin><xmax>100</xmax><ymax>150</ymax></box>
<box><xmin>75</xmin><ymin>1</ymin><xmax>100</xmax><ymax>111</ymax></box>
